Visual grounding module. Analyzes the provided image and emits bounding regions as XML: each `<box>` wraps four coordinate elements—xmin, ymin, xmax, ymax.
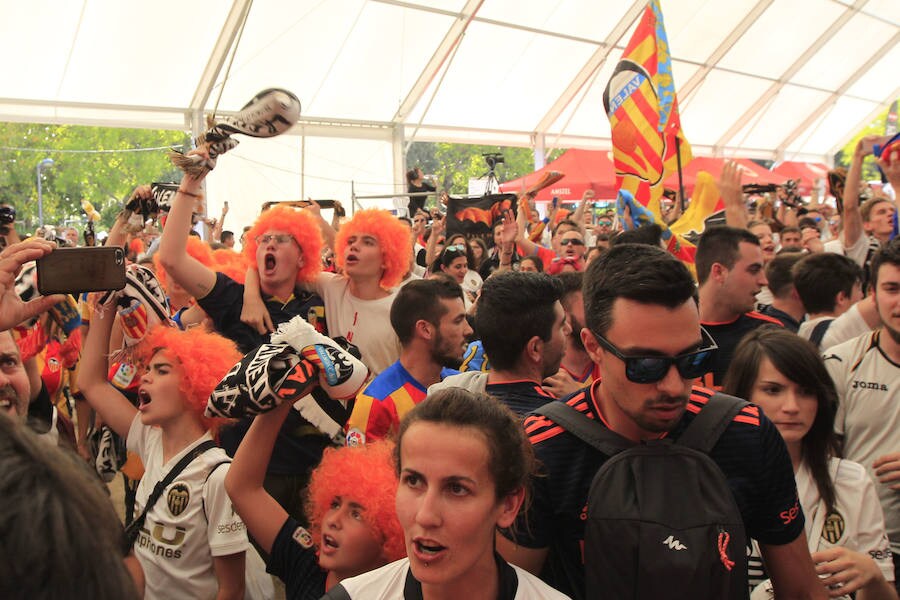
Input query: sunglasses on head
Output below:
<box><xmin>560</xmin><ymin>238</ymin><xmax>585</xmax><ymax>246</ymax></box>
<box><xmin>593</xmin><ymin>328</ymin><xmax>718</xmax><ymax>384</ymax></box>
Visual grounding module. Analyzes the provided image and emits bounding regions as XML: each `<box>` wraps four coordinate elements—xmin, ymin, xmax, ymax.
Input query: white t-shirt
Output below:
<box><xmin>825</xmin><ymin>331</ymin><xmax>900</xmax><ymax>553</ymax></box>
<box><xmin>335</xmin><ymin>556</ymin><xmax>571</xmax><ymax>599</ymax></box>
<box><xmin>797</xmin><ymin>303</ymin><xmax>871</xmax><ymax>350</ymax></box>
<box><xmin>841</xmin><ymin>232</ymin><xmax>881</xmax><ymax>269</ymax></box>
<box><xmin>314</xmin><ymin>272</ymin><xmax>401</xmax><ymax>375</ymax></box>
<box><xmin>127</xmin><ymin>416</ymin><xmax>248</xmax><ymax>600</ymax></box>
<box><xmin>749</xmin><ymin>458</ymin><xmax>893</xmax><ymax>598</ymax></box>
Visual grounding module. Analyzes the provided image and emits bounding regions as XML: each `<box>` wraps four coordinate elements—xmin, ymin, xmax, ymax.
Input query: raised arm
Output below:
<box><xmin>425</xmin><ymin>213</ymin><xmax>445</xmax><ymax>268</ymax></box>
<box><xmin>77</xmin><ymin>301</ymin><xmax>137</xmax><ymax>440</ymax></box>
<box><xmin>720</xmin><ymin>161</ymin><xmax>748</xmax><ymax>230</ymax></box>
<box><xmin>306</xmin><ymin>200</ymin><xmax>336</xmax><ymax>251</ymax></box>
<box><xmin>212</xmin><ymin>202</ymin><xmax>227</xmax><ymax>243</ymax></box>
<box><xmin>571</xmin><ymin>189</ymin><xmax>593</xmax><ymax>237</ymax></box>
<box><xmin>224</xmin><ymin>401</ymin><xmax>293</xmax><ymax>555</ymax></box>
<box><xmin>157</xmin><ymin>163</ymin><xmax>218</xmax><ymax>300</ymax></box>
<box><xmin>842</xmin><ymin>136</ymin><xmax>883</xmax><ymax>250</ymax></box>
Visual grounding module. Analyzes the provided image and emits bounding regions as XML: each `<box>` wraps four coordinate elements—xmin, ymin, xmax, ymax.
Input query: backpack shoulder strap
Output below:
<box><xmin>809</xmin><ymin>318</ymin><xmax>833</xmax><ymax>348</ymax></box>
<box><xmin>676</xmin><ymin>392</ymin><xmax>749</xmax><ymax>454</ymax></box>
<box><xmin>533</xmin><ymin>400</ymin><xmax>634</xmax><ymax>456</ymax></box>
<box><xmin>123</xmin><ymin>439</ymin><xmax>217</xmax><ymax>553</ymax></box>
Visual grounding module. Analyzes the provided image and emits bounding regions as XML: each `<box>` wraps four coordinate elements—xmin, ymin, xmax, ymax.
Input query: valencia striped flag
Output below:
<box><xmin>604</xmin><ymin>0</ymin><xmax>691</xmax><ymax>219</ymax></box>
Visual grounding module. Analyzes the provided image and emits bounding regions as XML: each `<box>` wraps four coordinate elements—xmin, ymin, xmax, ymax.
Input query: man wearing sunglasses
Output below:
<box><xmin>499</xmin><ymin>243</ymin><xmax>825</xmax><ymax>600</ymax></box>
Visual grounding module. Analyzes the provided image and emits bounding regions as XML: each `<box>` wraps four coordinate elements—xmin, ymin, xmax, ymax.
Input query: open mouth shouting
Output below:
<box><xmin>412</xmin><ymin>537</ymin><xmax>447</xmax><ymax>563</ymax></box>
<box><xmin>264</xmin><ymin>252</ymin><xmax>277</xmax><ymax>274</ymax></box>
<box><xmin>137</xmin><ymin>388</ymin><xmax>153</xmax><ymax>411</ymax></box>
<box><xmin>0</xmin><ymin>386</ymin><xmax>21</xmax><ymax>417</ymax></box>
<box><xmin>320</xmin><ymin>533</ymin><xmax>340</xmax><ymax>556</ymax></box>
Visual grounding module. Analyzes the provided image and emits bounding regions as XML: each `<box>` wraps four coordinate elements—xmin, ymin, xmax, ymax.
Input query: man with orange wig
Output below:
<box><xmin>158</xmin><ymin>163</ymin><xmax>341</xmax><ymax>525</ymax></box>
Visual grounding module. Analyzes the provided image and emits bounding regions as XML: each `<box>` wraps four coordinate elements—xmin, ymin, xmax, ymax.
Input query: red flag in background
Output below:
<box><xmin>604</xmin><ymin>0</ymin><xmax>691</xmax><ymax>219</ymax></box>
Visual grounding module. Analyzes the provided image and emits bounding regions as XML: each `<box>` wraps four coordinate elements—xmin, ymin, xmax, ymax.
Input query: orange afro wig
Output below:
<box><xmin>136</xmin><ymin>325</ymin><xmax>241</xmax><ymax>433</ymax></box>
<box><xmin>242</xmin><ymin>206</ymin><xmax>323</xmax><ymax>284</ymax></box>
<box><xmin>154</xmin><ymin>236</ymin><xmax>214</xmax><ymax>293</ymax></box>
<box><xmin>306</xmin><ymin>441</ymin><xmax>405</xmax><ymax>563</ymax></box>
<box><xmin>335</xmin><ymin>209</ymin><xmax>412</xmax><ymax>289</ymax></box>
<box><xmin>212</xmin><ymin>249</ymin><xmax>250</xmax><ymax>284</ymax></box>
<box><xmin>128</xmin><ymin>237</ymin><xmax>145</xmax><ymax>257</ymax></box>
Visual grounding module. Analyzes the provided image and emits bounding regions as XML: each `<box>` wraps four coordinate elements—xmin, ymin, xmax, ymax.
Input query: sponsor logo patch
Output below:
<box><xmin>292</xmin><ymin>526</ymin><xmax>314</xmax><ymax>549</ymax></box>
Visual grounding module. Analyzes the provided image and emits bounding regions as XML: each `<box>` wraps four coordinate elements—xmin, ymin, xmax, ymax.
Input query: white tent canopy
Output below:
<box><xmin>1</xmin><ymin>0</ymin><xmax>897</xmax><ymax>222</ymax></box>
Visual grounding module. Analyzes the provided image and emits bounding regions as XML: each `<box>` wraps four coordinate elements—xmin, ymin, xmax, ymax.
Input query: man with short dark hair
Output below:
<box><xmin>825</xmin><ymin>239</ymin><xmax>900</xmax><ymax>590</ymax></box>
<box><xmin>780</xmin><ymin>226</ymin><xmax>802</xmax><ymax>249</ymax></box>
<box><xmin>542</xmin><ymin>272</ymin><xmax>594</xmax><ymax>397</ymax></box>
<box><xmin>498</xmin><ymin>243</ymin><xmax>826</xmax><ymax>600</ymax></box>
<box><xmin>696</xmin><ymin>226</ymin><xmax>783</xmax><ymax>387</ymax></box>
<box><xmin>793</xmin><ymin>252</ymin><xmax>879</xmax><ymax>350</ymax></box>
<box><xmin>432</xmin><ymin>271</ymin><xmax>569</xmax><ymax>416</ymax></box>
<box><xmin>220</xmin><ymin>230</ymin><xmax>235</xmax><ymax>249</ymax></box>
<box><xmin>345</xmin><ymin>278</ymin><xmax>471</xmax><ymax>446</ymax></box>
<box><xmin>758</xmin><ymin>251</ymin><xmax>806</xmax><ymax>333</ymax></box>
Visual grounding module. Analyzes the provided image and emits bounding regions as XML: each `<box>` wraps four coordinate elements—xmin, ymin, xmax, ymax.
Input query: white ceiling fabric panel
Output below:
<box><xmin>0</xmin><ymin>0</ymin><xmax>895</xmax><ymax>177</ymax></box>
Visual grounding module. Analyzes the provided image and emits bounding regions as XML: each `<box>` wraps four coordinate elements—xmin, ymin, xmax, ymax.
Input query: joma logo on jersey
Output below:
<box><xmin>851</xmin><ymin>380</ymin><xmax>888</xmax><ymax>391</ymax></box>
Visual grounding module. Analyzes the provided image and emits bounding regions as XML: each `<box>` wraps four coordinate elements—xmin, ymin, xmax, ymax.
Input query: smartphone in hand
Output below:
<box><xmin>37</xmin><ymin>247</ymin><xmax>126</xmax><ymax>295</ymax></box>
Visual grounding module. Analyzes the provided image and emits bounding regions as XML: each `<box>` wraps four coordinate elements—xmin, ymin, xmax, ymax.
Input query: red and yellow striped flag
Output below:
<box><xmin>604</xmin><ymin>0</ymin><xmax>691</xmax><ymax>219</ymax></box>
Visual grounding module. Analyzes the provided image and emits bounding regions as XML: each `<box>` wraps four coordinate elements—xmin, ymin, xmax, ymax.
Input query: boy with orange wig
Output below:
<box><xmin>79</xmin><ymin>299</ymin><xmax>249</xmax><ymax>600</ymax></box>
<box><xmin>227</xmin><ymin>399</ymin><xmax>405</xmax><ymax>597</ymax></box>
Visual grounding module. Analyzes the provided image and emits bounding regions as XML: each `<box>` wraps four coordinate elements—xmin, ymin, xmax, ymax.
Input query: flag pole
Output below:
<box><xmin>675</xmin><ymin>136</ymin><xmax>686</xmax><ymax>212</ymax></box>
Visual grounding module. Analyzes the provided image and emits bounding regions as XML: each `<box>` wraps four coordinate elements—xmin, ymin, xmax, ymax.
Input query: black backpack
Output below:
<box><xmin>535</xmin><ymin>393</ymin><xmax>749</xmax><ymax>600</ymax></box>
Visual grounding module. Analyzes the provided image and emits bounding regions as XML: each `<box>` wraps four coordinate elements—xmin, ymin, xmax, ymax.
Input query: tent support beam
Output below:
<box><xmin>533</xmin><ymin>0</ymin><xmax>644</xmax><ymax>136</ymax></box>
<box><xmin>393</xmin><ymin>125</ymin><xmax>406</xmax><ymax>200</ymax></box>
<box><xmin>391</xmin><ymin>0</ymin><xmax>484</xmax><ymax>125</ymax></box>
<box><xmin>190</xmin><ymin>0</ymin><xmax>253</xmax><ymax>113</ymax></box>
<box><xmin>715</xmin><ymin>0</ymin><xmax>869</xmax><ymax>151</ymax></box>
<box><xmin>776</xmin><ymin>29</ymin><xmax>900</xmax><ymax>156</ymax></box>
<box><xmin>678</xmin><ymin>0</ymin><xmax>773</xmax><ymax>106</ymax></box>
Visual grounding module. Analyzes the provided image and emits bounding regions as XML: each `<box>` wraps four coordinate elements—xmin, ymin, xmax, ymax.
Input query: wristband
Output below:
<box><xmin>177</xmin><ymin>188</ymin><xmax>203</xmax><ymax>199</ymax></box>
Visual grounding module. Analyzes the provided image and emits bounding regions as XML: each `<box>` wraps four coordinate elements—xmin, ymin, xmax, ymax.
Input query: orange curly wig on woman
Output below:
<box><xmin>306</xmin><ymin>440</ymin><xmax>406</xmax><ymax>562</ymax></box>
<box><xmin>242</xmin><ymin>206</ymin><xmax>323</xmax><ymax>284</ymax></box>
<box><xmin>136</xmin><ymin>325</ymin><xmax>241</xmax><ymax>433</ymax></box>
<box><xmin>335</xmin><ymin>209</ymin><xmax>412</xmax><ymax>289</ymax></box>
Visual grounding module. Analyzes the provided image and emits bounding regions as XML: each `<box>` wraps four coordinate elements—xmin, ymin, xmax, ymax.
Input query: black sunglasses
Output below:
<box><xmin>560</xmin><ymin>238</ymin><xmax>585</xmax><ymax>246</ymax></box>
<box><xmin>593</xmin><ymin>328</ymin><xmax>717</xmax><ymax>384</ymax></box>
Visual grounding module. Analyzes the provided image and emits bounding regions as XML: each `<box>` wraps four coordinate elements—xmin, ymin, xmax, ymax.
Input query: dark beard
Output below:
<box><xmin>883</xmin><ymin>323</ymin><xmax>900</xmax><ymax>346</ymax></box>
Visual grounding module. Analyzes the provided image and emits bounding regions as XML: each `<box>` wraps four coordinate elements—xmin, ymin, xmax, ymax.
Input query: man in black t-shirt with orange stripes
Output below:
<box><xmin>696</xmin><ymin>226</ymin><xmax>784</xmax><ymax>388</ymax></box>
<box><xmin>497</xmin><ymin>244</ymin><xmax>827</xmax><ymax>600</ymax></box>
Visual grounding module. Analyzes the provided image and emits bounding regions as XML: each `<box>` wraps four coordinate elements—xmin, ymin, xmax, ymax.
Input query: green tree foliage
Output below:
<box><xmin>834</xmin><ymin>101</ymin><xmax>897</xmax><ymax>181</ymax></box>
<box><xmin>407</xmin><ymin>142</ymin><xmax>565</xmax><ymax>198</ymax></box>
<box><xmin>0</xmin><ymin>122</ymin><xmax>189</xmax><ymax>234</ymax></box>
